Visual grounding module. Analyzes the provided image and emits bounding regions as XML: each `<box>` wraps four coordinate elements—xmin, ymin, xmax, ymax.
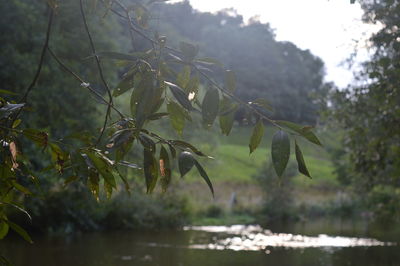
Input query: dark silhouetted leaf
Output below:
<box><xmin>85</xmin><ymin>150</ymin><xmax>116</xmax><ymax>189</ymax></box>
<box><xmin>87</xmin><ymin>170</ymin><xmax>100</xmax><ymax>201</ymax></box>
<box><xmin>170</xmin><ymin>140</ymin><xmax>208</xmax><ymax>157</ymax></box>
<box><xmin>202</xmin><ymin>88</ymin><xmax>219</xmax><ymax>129</ymax></box>
<box><xmin>159</xmin><ymin>146</ymin><xmax>172</xmax><ymax>192</ymax></box>
<box><xmin>194</xmin><ymin>160</ymin><xmax>214</xmax><ymax>197</ymax></box>
<box><xmin>271</xmin><ymin>130</ymin><xmax>290</xmax><ymax>177</ymax></box>
<box><xmin>178</xmin><ymin>151</ymin><xmax>195</xmax><ymax>177</ymax></box>
<box><xmin>249</xmin><ymin>120</ymin><xmax>264</xmax><ymax>154</ymax></box>
<box><xmin>144</xmin><ymin>149</ymin><xmax>158</xmax><ymax>193</ymax></box>
<box><xmin>295</xmin><ymin>140</ymin><xmax>312</xmax><ymax>178</ymax></box>
<box><xmin>22</xmin><ymin>129</ymin><xmax>48</xmax><ymax>147</ymax></box>
<box><xmin>7</xmin><ymin>221</ymin><xmax>32</xmax><ymax>243</ymax></box>
<box><xmin>165</xmin><ymin>81</ymin><xmax>193</xmax><ymax>111</ymax></box>
<box><xmin>276</xmin><ymin>120</ymin><xmax>322</xmax><ymax>146</ymax></box>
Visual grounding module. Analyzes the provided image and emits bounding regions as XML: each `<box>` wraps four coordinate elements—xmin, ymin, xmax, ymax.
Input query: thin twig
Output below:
<box><xmin>20</xmin><ymin>9</ymin><xmax>54</xmax><ymax>103</ymax></box>
<box><xmin>193</xmin><ymin>66</ymin><xmax>282</xmax><ymax>129</ymax></box>
<box><xmin>79</xmin><ymin>0</ymin><xmax>113</xmax><ymax>146</ymax></box>
<box><xmin>47</xmin><ymin>48</ymin><xmax>124</xmax><ymax>118</ymax></box>
<box><xmin>12</xmin><ymin>8</ymin><xmax>54</xmax><ymax>124</ymax></box>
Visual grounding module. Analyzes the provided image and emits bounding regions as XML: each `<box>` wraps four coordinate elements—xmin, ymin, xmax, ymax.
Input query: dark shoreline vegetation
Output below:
<box><xmin>1</xmin><ymin>1</ymin><xmax>400</xmax><ymax>261</ymax></box>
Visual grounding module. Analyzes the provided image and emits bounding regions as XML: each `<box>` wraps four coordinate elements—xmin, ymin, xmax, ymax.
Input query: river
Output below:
<box><xmin>1</xmin><ymin>219</ymin><xmax>399</xmax><ymax>266</ymax></box>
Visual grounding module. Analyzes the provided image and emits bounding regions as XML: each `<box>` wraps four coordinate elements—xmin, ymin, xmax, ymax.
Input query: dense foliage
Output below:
<box><xmin>328</xmin><ymin>0</ymin><xmax>400</xmax><ymax>221</ymax></box>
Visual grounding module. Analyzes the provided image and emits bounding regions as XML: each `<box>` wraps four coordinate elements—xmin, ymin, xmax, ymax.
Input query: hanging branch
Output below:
<box><xmin>79</xmin><ymin>0</ymin><xmax>113</xmax><ymax>146</ymax></box>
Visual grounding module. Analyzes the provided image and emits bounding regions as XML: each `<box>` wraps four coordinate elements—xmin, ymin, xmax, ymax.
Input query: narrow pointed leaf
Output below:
<box><xmin>144</xmin><ymin>149</ymin><xmax>158</xmax><ymax>193</ymax></box>
<box><xmin>295</xmin><ymin>140</ymin><xmax>312</xmax><ymax>178</ymax></box>
<box><xmin>159</xmin><ymin>146</ymin><xmax>172</xmax><ymax>192</ymax></box>
<box><xmin>271</xmin><ymin>130</ymin><xmax>290</xmax><ymax>177</ymax></box>
<box><xmin>0</xmin><ymin>221</ymin><xmax>9</xmax><ymax>239</ymax></box>
<box><xmin>194</xmin><ymin>160</ymin><xmax>214</xmax><ymax>197</ymax></box>
<box><xmin>202</xmin><ymin>88</ymin><xmax>219</xmax><ymax>129</ymax></box>
<box><xmin>85</xmin><ymin>150</ymin><xmax>116</xmax><ymax>188</ymax></box>
<box><xmin>165</xmin><ymin>81</ymin><xmax>193</xmax><ymax>111</ymax></box>
<box><xmin>276</xmin><ymin>121</ymin><xmax>322</xmax><ymax>146</ymax></box>
<box><xmin>170</xmin><ymin>140</ymin><xmax>208</xmax><ymax>157</ymax></box>
<box><xmin>7</xmin><ymin>221</ymin><xmax>33</xmax><ymax>243</ymax></box>
<box><xmin>249</xmin><ymin>120</ymin><xmax>264</xmax><ymax>154</ymax></box>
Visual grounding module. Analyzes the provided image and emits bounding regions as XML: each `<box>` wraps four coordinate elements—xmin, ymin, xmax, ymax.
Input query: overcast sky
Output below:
<box><xmin>171</xmin><ymin>0</ymin><xmax>380</xmax><ymax>88</ymax></box>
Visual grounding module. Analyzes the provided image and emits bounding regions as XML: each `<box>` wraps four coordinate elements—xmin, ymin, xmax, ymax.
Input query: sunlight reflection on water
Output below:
<box><xmin>182</xmin><ymin>225</ymin><xmax>394</xmax><ymax>251</ymax></box>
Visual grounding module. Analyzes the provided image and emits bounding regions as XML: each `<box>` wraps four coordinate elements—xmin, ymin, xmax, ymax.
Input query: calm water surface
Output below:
<box><xmin>2</xmin><ymin>219</ymin><xmax>400</xmax><ymax>266</ymax></box>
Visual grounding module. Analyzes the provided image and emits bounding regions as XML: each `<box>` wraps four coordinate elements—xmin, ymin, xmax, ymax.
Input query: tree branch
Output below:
<box><xmin>79</xmin><ymin>0</ymin><xmax>113</xmax><ymax>146</ymax></box>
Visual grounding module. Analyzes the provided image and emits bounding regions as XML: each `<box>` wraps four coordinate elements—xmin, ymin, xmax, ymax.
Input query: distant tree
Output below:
<box><xmin>154</xmin><ymin>1</ymin><xmax>327</xmax><ymax>123</ymax></box>
<box><xmin>328</xmin><ymin>0</ymin><xmax>400</xmax><ymax>220</ymax></box>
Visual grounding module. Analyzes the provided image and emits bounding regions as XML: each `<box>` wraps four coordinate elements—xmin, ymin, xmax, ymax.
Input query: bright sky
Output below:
<box><xmin>171</xmin><ymin>0</ymin><xmax>380</xmax><ymax>88</ymax></box>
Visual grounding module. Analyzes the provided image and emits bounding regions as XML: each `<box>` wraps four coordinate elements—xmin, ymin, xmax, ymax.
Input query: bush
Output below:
<box><xmin>11</xmin><ymin>185</ymin><xmax>190</xmax><ymax>235</ymax></box>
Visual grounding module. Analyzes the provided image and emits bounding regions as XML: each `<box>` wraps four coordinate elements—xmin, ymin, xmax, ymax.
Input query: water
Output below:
<box><xmin>1</xmin><ymin>220</ymin><xmax>399</xmax><ymax>266</ymax></box>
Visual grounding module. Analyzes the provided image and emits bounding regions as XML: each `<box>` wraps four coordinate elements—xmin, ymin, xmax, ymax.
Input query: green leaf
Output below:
<box><xmin>202</xmin><ymin>88</ymin><xmax>219</xmax><ymax>129</ymax></box>
<box><xmin>159</xmin><ymin>146</ymin><xmax>172</xmax><ymax>192</ymax></box>
<box><xmin>85</xmin><ymin>150</ymin><xmax>116</xmax><ymax>189</ymax></box>
<box><xmin>271</xmin><ymin>130</ymin><xmax>290</xmax><ymax>177</ymax></box>
<box><xmin>178</xmin><ymin>151</ymin><xmax>195</xmax><ymax>177</ymax></box>
<box><xmin>87</xmin><ymin>170</ymin><xmax>100</xmax><ymax>201</ymax></box>
<box><xmin>176</xmin><ymin>66</ymin><xmax>191</xmax><ymax>90</ymax></box>
<box><xmin>170</xmin><ymin>140</ymin><xmax>208</xmax><ymax>157</ymax></box>
<box><xmin>180</xmin><ymin>41</ymin><xmax>199</xmax><ymax>62</ymax></box>
<box><xmin>12</xmin><ymin>182</ymin><xmax>32</xmax><ymax>195</ymax></box>
<box><xmin>225</xmin><ymin>70</ymin><xmax>236</xmax><ymax>92</ymax></box>
<box><xmin>7</xmin><ymin>220</ymin><xmax>33</xmax><ymax>243</ymax></box>
<box><xmin>132</xmin><ymin>71</ymin><xmax>155</xmax><ymax>128</ymax></box>
<box><xmin>23</xmin><ymin>128</ymin><xmax>48</xmax><ymax>147</ymax></box>
<box><xmin>195</xmin><ymin>57</ymin><xmax>223</xmax><ymax>68</ymax></box>
<box><xmin>249</xmin><ymin>120</ymin><xmax>264</xmax><ymax>154</ymax></box>
<box><xmin>113</xmin><ymin>72</ymin><xmax>136</xmax><ymax>97</ymax></box>
<box><xmin>0</xmin><ymin>89</ymin><xmax>18</xmax><ymax>96</ymax></box>
<box><xmin>167</xmin><ymin>101</ymin><xmax>186</xmax><ymax>135</ymax></box>
<box><xmin>219</xmin><ymin>97</ymin><xmax>237</xmax><ymax>136</ymax></box>
<box><xmin>219</xmin><ymin>112</ymin><xmax>235</xmax><ymax>136</ymax></box>
<box><xmin>276</xmin><ymin>121</ymin><xmax>322</xmax><ymax>146</ymax></box>
<box><xmin>143</xmin><ymin>149</ymin><xmax>158</xmax><ymax>193</ymax></box>
<box><xmin>12</xmin><ymin>119</ymin><xmax>22</xmax><ymax>129</ymax></box>
<box><xmin>295</xmin><ymin>140</ymin><xmax>312</xmax><ymax>178</ymax></box>
<box><xmin>0</xmin><ymin>220</ymin><xmax>9</xmax><ymax>239</ymax></box>
<box><xmin>194</xmin><ymin>160</ymin><xmax>214</xmax><ymax>197</ymax></box>
<box><xmin>165</xmin><ymin>81</ymin><xmax>193</xmax><ymax>111</ymax></box>
<box><xmin>139</xmin><ymin>134</ymin><xmax>156</xmax><ymax>153</ymax></box>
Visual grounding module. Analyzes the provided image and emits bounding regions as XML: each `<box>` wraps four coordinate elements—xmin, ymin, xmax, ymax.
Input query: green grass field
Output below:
<box><xmin>173</xmin><ymin>125</ymin><xmax>341</xmax><ymax>219</ymax></box>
